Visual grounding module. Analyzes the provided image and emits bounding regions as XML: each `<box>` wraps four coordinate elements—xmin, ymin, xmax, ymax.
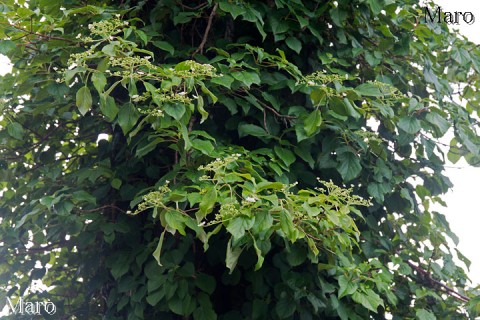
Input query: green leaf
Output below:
<box><xmin>211</xmin><ymin>74</ymin><xmax>234</xmax><ymax>88</ymax></box>
<box><xmin>165</xmin><ymin>210</ymin><xmax>187</xmax><ymax>235</ymax></box>
<box><xmin>366</xmin><ymin>0</ymin><xmax>382</xmax><ymax>15</ymax></box>
<box><xmin>153</xmin><ymin>41</ymin><xmax>175</xmax><ymax>55</ymax></box>
<box><xmin>416</xmin><ymin>309</ymin><xmax>436</xmax><ymax>320</ymax></box>
<box><xmin>219</xmin><ymin>1</ymin><xmax>246</xmax><ymax>19</ymax></box>
<box><xmin>275</xmin><ymin>298</ymin><xmax>296</xmax><ymax>319</ymax></box>
<box><xmin>338</xmin><ymin>275</ymin><xmax>358</xmax><ymax>299</ymax></box>
<box><xmin>351</xmin><ymin>289</ymin><xmax>383</xmax><ymax>313</ymax></box>
<box><xmin>238</xmin><ymin>123</ymin><xmax>269</xmax><ymax>138</ymax></box>
<box><xmin>173</xmin><ymin>11</ymin><xmax>196</xmax><ymax>25</ymax></box>
<box><xmin>196</xmin><ymin>95</ymin><xmax>209</xmax><ymax>123</ymax></box>
<box><xmin>425</xmin><ymin>112</ymin><xmax>449</xmax><ymax>136</ymax></box>
<box><xmin>226</xmin><ymin>215</ymin><xmax>255</xmax><ymax>239</ymax></box>
<box><xmin>195</xmin><ymin>273</ymin><xmax>216</xmax><ymax>295</ymax></box>
<box><xmin>336</xmin><ymin>149</ymin><xmax>361</xmax><ymax>181</ymax></box>
<box><xmin>99</xmin><ymin>94</ymin><xmax>119</xmax><ymax>121</ymax></box>
<box><xmin>197</xmin><ymin>187</ymin><xmax>217</xmax><ymax>222</ymax></box>
<box><xmin>226</xmin><ymin>238</ymin><xmax>243</xmax><ymax>273</ymax></box>
<box><xmin>76</xmin><ymin>86</ymin><xmax>92</xmax><ymax>115</ymax></box>
<box><xmin>117</xmin><ymin>103</ymin><xmax>140</xmax><ymax>134</ymax></box>
<box><xmin>91</xmin><ymin>72</ymin><xmax>107</xmax><ymax>94</ymax></box>
<box><xmin>135</xmin><ymin>29</ymin><xmax>148</xmax><ymax>45</ymax></box>
<box><xmin>232</xmin><ymin>71</ymin><xmax>260</xmax><ymax>88</ymax></box>
<box><xmin>304</xmin><ymin>109</ymin><xmax>322</xmax><ymax>136</ymax></box>
<box><xmin>294</xmin><ymin>145</ymin><xmax>315</xmax><ymax>169</ymax></box>
<box><xmin>152</xmin><ymin>230</ymin><xmax>166</xmax><ymax>266</ymax></box>
<box><xmin>343</xmin><ymin>98</ymin><xmax>361</xmax><ymax>119</ymax></box>
<box><xmin>192</xmin><ymin>138</ymin><xmax>214</xmax><ymax>156</ymax></box>
<box><xmin>252</xmin><ymin>237</ymin><xmax>265</xmax><ymax>270</ymax></box>
<box><xmin>355</xmin><ymin>83</ymin><xmax>383</xmax><ymax>97</ymax></box>
<box><xmin>274</xmin><ymin>146</ymin><xmax>296</xmax><ymax>168</ymax></box>
<box><xmin>398</xmin><ymin>116</ymin><xmax>421</xmax><ymax>134</ymax></box>
<box><xmin>164</xmin><ymin>102</ymin><xmax>186</xmax><ymax>120</ymax></box>
<box><xmin>285</xmin><ymin>37</ymin><xmax>302</xmax><ymax>54</ymax></box>
<box><xmin>111</xmin><ymin>178</ymin><xmax>122</xmax><ymax>190</ymax></box>
<box><xmin>72</xmin><ymin>190</ymin><xmax>97</xmax><ymax>205</ymax></box>
<box><xmin>7</xmin><ymin>122</ymin><xmax>24</xmax><ymax>140</ymax></box>
<box><xmin>0</xmin><ymin>40</ymin><xmax>16</xmax><ymax>55</ymax></box>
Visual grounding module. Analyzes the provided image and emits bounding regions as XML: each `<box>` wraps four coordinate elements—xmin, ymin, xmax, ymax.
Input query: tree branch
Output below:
<box><xmin>407</xmin><ymin>260</ymin><xmax>470</xmax><ymax>303</ymax></box>
<box><xmin>193</xmin><ymin>3</ymin><xmax>218</xmax><ymax>55</ymax></box>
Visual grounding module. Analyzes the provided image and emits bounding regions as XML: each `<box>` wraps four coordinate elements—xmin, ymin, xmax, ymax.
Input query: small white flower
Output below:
<box><xmin>308</xmin><ymin>80</ymin><xmax>315</xmax><ymax>85</ymax></box>
<box><xmin>245</xmin><ymin>196</ymin><xmax>256</xmax><ymax>203</ymax></box>
<box><xmin>198</xmin><ymin>221</ymin><xmax>206</xmax><ymax>227</ymax></box>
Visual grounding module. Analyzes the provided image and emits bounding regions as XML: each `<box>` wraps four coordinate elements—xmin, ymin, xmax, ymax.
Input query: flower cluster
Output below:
<box><xmin>87</xmin><ymin>17</ymin><xmax>128</xmax><ymax>38</ymax></box>
<box><xmin>302</xmin><ymin>71</ymin><xmax>348</xmax><ymax>86</ymax></box>
<box><xmin>129</xmin><ymin>181</ymin><xmax>171</xmax><ymax>215</ymax></box>
<box><xmin>198</xmin><ymin>154</ymin><xmax>242</xmax><ymax>173</ymax></box>
<box><xmin>172</xmin><ymin>60</ymin><xmax>218</xmax><ymax>78</ymax></box>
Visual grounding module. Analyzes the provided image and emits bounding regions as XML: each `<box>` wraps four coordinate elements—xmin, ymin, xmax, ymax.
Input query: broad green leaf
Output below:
<box><xmin>226</xmin><ymin>215</ymin><xmax>255</xmax><ymax>239</ymax></box>
<box><xmin>7</xmin><ymin>122</ymin><xmax>24</xmax><ymax>140</ymax></box>
<box><xmin>165</xmin><ymin>210</ymin><xmax>187</xmax><ymax>235</ymax></box>
<box><xmin>164</xmin><ymin>102</ymin><xmax>186</xmax><ymax>120</ymax></box>
<box><xmin>211</xmin><ymin>74</ymin><xmax>234</xmax><ymax>88</ymax></box>
<box><xmin>304</xmin><ymin>109</ymin><xmax>322</xmax><ymax>136</ymax></box>
<box><xmin>416</xmin><ymin>309</ymin><xmax>436</xmax><ymax>320</ymax></box>
<box><xmin>231</xmin><ymin>71</ymin><xmax>260</xmax><ymax>88</ymax></box>
<box><xmin>135</xmin><ymin>29</ymin><xmax>148</xmax><ymax>45</ymax></box>
<box><xmin>91</xmin><ymin>72</ymin><xmax>107</xmax><ymax>94</ymax></box>
<box><xmin>285</xmin><ymin>37</ymin><xmax>302</xmax><ymax>54</ymax></box>
<box><xmin>398</xmin><ymin>116</ymin><xmax>421</xmax><ymax>134</ymax></box>
<box><xmin>219</xmin><ymin>1</ymin><xmax>246</xmax><ymax>19</ymax></box>
<box><xmin>99</xmin><ymin>94</ymin><xmax>119</xmax><ymax>121</ymax></box>
<box><xmin>274</xmin><ymin>146</ymin><xmax>296</xmax><ymax>168</ymax></box>
<box><xmin>192</xmin><ymin>139</ymin><xmax>214</xmax><ymax>156</ymax></box>
<box><xmin>197</xmin><ymin>187</ymin><xmax>217</xmax><ymax>222</ymax></box>
<box><xmin>351</xmin><ymin>289</ymin><xmax>383</xmax><ymax>313</ymax></box>
<box><xmin>294</xmin><ymin>145</ymin><xmax>315</xmax><ymax>168</ymax></box>
<box><xmin>195</xmin><ymin>274</ymin><xmax>216</xmax><ymax>295</ymax></box>
<box><xmin>117</xmin><ymin>103</ymin><xmax>140</xmax><ymax>134</ymax></box>
<box><xmin>153</xmin><ymin>41</ymin><xmax>175</xmax><ymax>55</ymax></box>
<box><xmin>275</xmin><ymin>298</ymin><xmax>296</xmax><ymax>319</ymax></box>
<box><xmin>425</xmin><ymin>112</ymin><xmax>449</xmax><ymax>136</ymax></box>
<box><xmin>343</xmin><ymin>98</ymin><xmax>361</xmax><ymax>119</ymax></box>
<box><xmin>72</xmin><ymin>190</ymin><xmax>97</xmax><ymax>205</ymax></box>
<box><xmin>0</xmin><ymin>40</ymin><xmax>16</xmax><ymax>55</ymax></box>
<box><xmin>355</xmin><ymin>82</ymin><xmax>383</xmax><ymax>97</ymax></box>
<box><xmin>238</xmin><ymin>123</ymin><xmax>269</xmax><ymax>138</ymax></box>
<box><xmin>336</xmin><ymin>149</ymin><xmax>362</xmax><ymax>181</ymax></box>
<box><xmin>338</xmin><ymin>275</ymin><xmax>358</xmax><ymax>299</ymax></box>
<box><xmin>194</xmin><ymin>293</ymin><xmax>217</xmax><ymax>320</ymax></box>
<box><xmin>76</xmin><ymin>86</ymin><xmax>92</xmax><ymax>115</ymax></box>
<box><xmin>366</xmin><ymin>0</ymin><xmax>382</xmax><ymax>15</ymax></box>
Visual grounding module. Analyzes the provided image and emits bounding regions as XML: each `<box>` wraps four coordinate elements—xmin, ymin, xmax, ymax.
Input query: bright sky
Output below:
<box><xmin>432</xmin><ymin>0</ymin><xmax>480</xmax><ymax>287</ymax></box>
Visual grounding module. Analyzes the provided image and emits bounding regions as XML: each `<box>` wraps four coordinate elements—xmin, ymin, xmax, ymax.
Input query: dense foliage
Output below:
<box><xmin>1</xmin><ymin>0</ymin><xmax>480</xmax><ymax>318</ymax></box>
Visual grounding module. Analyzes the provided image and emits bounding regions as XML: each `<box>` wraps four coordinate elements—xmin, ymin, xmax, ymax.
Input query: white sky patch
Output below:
<box><xmin>432</xmin><ymin>0</ymin><xmax>480</xmax><ymax>286</ymax></box>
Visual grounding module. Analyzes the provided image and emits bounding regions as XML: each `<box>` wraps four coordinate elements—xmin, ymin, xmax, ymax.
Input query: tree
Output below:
<box><xmin>1</xmin><ymin>0</ymin><xmax>480</xmax><ymax>318</ymax></box>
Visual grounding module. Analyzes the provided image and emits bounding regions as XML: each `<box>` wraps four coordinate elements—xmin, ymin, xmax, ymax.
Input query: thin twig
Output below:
<box><xmin>193</xmin><ymin>3</ymin><xmax>218</xmax><ymax>55</ymax></box>
<box><xmin>77</xmin><ymin>205</ymin><xmax>126</xmax><ymax>214</ymax></box>
<box><xmin>2</xmin><ymin>22</ymin><xmax>76</xmax><ymax>43</ymax></box>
